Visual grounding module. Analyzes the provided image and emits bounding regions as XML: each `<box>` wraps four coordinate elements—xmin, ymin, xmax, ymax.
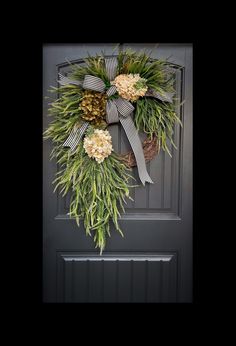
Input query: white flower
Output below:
<box><xmin>83</xmin><ymin>129</ymin><xmax>113</xmax><ymax>163</ymax></box>
<box><xmin>111</xmin><ymin>73</ymin><xmax>148</xmax><ymax>101</ymax></box>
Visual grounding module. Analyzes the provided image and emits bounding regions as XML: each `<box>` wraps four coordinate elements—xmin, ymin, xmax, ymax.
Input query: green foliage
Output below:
<box><xmin>60</xmin><ymin>49</ymin><xmax>176</xmax><ymax>101</ymax></box>
<box><xmin>43</xmin><ymin>84</ymin><xmax>84</xmax><ymax>158</ymax></box>
<box><xmin>68</xmin><ymin>53</ymin><xmax>110</xmax><ymax>83</ymax></box>
<box><xmin>117</xmin><ymin>49</ymin><xmax>175</xmax><ymax>96</ymax></box>
<box><xmin>134</xmin><ymin>78</ymin><xmax>147</xmax><ymax>90</ymax></box>
<box><xmin>47</xmin><ymin>84</ymin><xmax>83</xmax><ymax>118</ymax></box>
<box><xmin>44</xmin><ymin>87</ymin><xmax>135</xmax><ymax>252</ymax></box>
<box><xmin>135</xmin><ymin>98</ymin><xmax>182</xmax><ymax>156</ymax></box>
<box><xmin>52</xmin><ymin>142</ymin><xmax>134</xmax><ymax>253</ymax></box>
<box><xmin>44</xmin><ymin>48</ymin><xmax>182</xmax><ymax>252</ymax></box>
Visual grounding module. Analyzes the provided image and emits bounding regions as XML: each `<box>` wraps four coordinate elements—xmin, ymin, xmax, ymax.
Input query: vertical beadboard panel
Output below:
<box><xmin>88</xmin><ymin>261</ymin><xmax>103</xmax><ymax>302</ymax></box>
<box><xmin>149</xmin><ymin>152</ymin><xmax>163</xmax><ymax>208</ymax></box>
<box><xmin>73</xmin><ymin>261</ymin><xmax>87</xmax><ymax>302</ymax></box>
<box><xmin>103</xmin><ymin>261</ymin><xmax>117</xmax><ymax>302</ymax></box>
<box><xmin>132</xmin><ymin>132</ymin><xmax>148</xmax><ymax>208</ymax></box>
<box><xmin>117</xmin><ymin>261</ymin><xmax>132</xmax><ymax>302</ymax></box>
<box><xmin>161</xmin><ymin>261</ymin><xmax>170</xmax><ymax>302</ymax></box>
<box><xmin>58</xmin><ymin>253</ymin><xmax>177</xmax><ymax>303</ymax></box>
<box><xmin>64</xmin><ymin>260</ymin><xmax>73</xmax><ymax>303</ymax></box>
<box><xmin>120</xmin><ymin>120</ymin><xmax>136</xmax><ymax>209</ymax></box>
<box><xmin>146</xmin><ymin>261</ymin><xmax>161</xmax><ymax>302</ymax></box>
<box><xmin>163</xmin><ymin>150</ymin><xmax>172</xmax><ymax>209</ymax></box>
<box><xmin>132</xmin><ymin>261</ymin><xmax>147</xmax><ymax>302</ymax></box>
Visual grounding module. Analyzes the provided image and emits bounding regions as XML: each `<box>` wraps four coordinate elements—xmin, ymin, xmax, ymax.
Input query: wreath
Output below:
<box><xmin>44</xmin><ymin>49</ymin><xmax>182</xmax><ymax>253</ymax></box>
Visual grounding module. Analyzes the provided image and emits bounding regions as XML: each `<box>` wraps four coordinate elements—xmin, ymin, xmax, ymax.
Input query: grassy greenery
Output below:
<box><xmin>116</xmin><ymin>49</ymin><xmax>175</xmax><ymax>96</ymax></box>
<box><xmin>43</xmin><ymin>84</ymin><xmax>84</xmax><ymax>158</ymax></box>
<box><xmin>44</xmin><ymin>48</ymin><xmax>182</xmax><ymax>251</ymax></box>
<box><xmin>68</xmin><ymin>53</ymin><xmax>110</xmax><ymax>84</ymax></box>
<box><xmin>135</xmin><ymin>98</ymin><xmax>182</xmax><ymax>156</ymax></box>
<box><xmin>62</xmin><ymin>50</ymin><xmax>181</xmax><ymax>156</ymax></box>
<box><xmin>51</xmin><ymin>141</ymin><xmax>134</xmax><ymax>253</ymax></box>
<box><xmin>44</xmin><ymin>85</ymin><xmax>135</xmax><ymax>253</ymax></box>
<box><xmin>64</xmin><ymin>49</ymin><xmax>176</xmax><ymax>97</ymax></box>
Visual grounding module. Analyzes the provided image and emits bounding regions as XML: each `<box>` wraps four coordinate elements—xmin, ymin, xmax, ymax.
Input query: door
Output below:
<box><xmin>43</xmin><ymin>43</ymin><xmax>192</xmax><ymax>303</ymax></box>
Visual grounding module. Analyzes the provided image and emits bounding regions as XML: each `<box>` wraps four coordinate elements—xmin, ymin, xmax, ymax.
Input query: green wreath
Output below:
<box><xmin>44</xmin><ymin>49</ymin><xmax>182</xmax><ymax>253</ymax></box>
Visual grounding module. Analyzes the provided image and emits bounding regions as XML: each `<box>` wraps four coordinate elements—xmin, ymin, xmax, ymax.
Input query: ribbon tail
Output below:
<box><xmin>106</xmin><ymin>100</ymin><xmax>119</xmax><ymax>124</ymax></box>
<box><xmin>146</xmin><ymin>88</ymin><xmax>174</xmax><ymax>103</ymax></box>
<box><xmin>63</xmin><ymin>122</ymin><xmax>89</xmax><ymax>153</ymax></box>
<box><xmin>119</xmin><ymin>115</ymin><xmax>153</xmax><ymax>185</ymax></box>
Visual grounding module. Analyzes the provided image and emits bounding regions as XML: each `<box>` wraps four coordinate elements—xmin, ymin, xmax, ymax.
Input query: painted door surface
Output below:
<box><xmin>43</xmin><ymin>43</ymin><xmax>192</xmax><ymax>303</ymax></box>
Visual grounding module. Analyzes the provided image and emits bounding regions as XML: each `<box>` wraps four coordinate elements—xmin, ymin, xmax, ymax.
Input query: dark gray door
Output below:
<box><xmin>43</xmin><ymin>43</ymin><xmax>192</xmax><ymax>303</ymax></box>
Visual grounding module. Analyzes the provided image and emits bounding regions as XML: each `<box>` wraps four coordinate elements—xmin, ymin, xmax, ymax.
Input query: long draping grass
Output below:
<box><xmin>52</xmin><ymin>141</ymin><xmax>134</xmax><ymax>253</ymax></box>
<box><xmin>44</xmin><ymin>87</ymin><xmax>135</xmax><ymax>252</ymax></box>
<box><xmin>44</xmin><ymin>83</ymin><xmax>134</xmax><ymax>252</ymax></box>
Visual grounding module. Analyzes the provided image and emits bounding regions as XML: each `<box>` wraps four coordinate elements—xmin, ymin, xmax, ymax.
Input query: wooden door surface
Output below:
<box><xmin>43</xmin><ymin>43</ymin><xmax>192</xmax><ymax>303</ymax></box>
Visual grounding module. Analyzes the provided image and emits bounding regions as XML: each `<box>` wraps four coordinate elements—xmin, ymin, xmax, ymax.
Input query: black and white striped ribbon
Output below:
<box><xmin>83</xmin><ymin>75</ymin><xmax>117</xmax><ymax>97</ymax></box>
<box><xmin>114</xmin><ymin>97</ymin><xmax>135</xmax><ymax>116</ymax></box>
<box><xmin>106</xmin><ymin>85</ymin><xmax>117</xmax><ymax>97</ymax></box>
<box><xmin>63</xmin><ymin>122</ymin><xmax>89</xmax><ymax>153</ymax></box>
<box><xmin>119</xmin><ymin>115</ymin><xmax>153</xmax><ymax>184</ymax></box>
<box><xmin>106</xmin><ymin>96</ymin><xmax>153</xmax><ymax>185</ymax></box>
<box><xmin>106</xmin><ymin>100</ymin><xmax>119</xmax><ymax>123</ymax></box>
<box><xmin>106</xmin><ymin>98</ymin><xmax>153</xmax><ymax>184</ymax></box>
<box><xmin>83</xmin><ymin>75</ymin><xmax>105</xmax><ymax>92</ymax></box>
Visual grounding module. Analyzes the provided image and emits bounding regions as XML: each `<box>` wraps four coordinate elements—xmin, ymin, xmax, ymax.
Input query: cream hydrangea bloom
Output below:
<box><xmin>111</xmin><ymin>73</ymin><xmax>148</xmax><ymax>102</ymax></box>
<box><xmin>83</xmin><ymin>129</ymin><xmax>113</xmax><ymax>163</ymax></box>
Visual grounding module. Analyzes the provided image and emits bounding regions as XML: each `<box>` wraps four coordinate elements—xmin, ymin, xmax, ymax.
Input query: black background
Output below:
<box><xmin>4</xmin><ymin>10</ymin><xmax>224</xmax><ymax>330</ymax></box>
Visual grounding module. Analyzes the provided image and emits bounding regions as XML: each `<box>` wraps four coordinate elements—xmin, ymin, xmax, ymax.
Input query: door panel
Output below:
<box><xmin>43</xmin><ymin>43</ymin><xmax>192</xmax><ymax>302</ymax></box>
<box><xmin>56</xmin><ymin>252</ymin><xmax>177</xmax><ymax>303</ymax></box>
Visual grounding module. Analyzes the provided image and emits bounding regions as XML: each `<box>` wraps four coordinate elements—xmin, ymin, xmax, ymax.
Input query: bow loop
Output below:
<box><xmin>63</xmin><ymin>122</ymin><xmax>89</xmax><ymax>153</ymax></box>
<box><xmin>114</xmin><ymin>98</ymin><xmax>134</xmax><ymax>117</ymax></box>
<box><xmin>83</xmin><ymin>75</ymin><xmax>106</xmax><ymax>93</ymax></box>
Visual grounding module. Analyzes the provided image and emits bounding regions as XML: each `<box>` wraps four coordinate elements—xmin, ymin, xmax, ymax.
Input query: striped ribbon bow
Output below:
<box><xmin>59</xmin><ymin>57</ymin><xmax>172</xmax><ymax>185</ymax></box>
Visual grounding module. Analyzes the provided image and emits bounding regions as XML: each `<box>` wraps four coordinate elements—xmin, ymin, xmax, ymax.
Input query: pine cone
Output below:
<box><xmin>80</xmin><ymin>90</ymin><xmax>107</xmax><ymax>122</ymax></box>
